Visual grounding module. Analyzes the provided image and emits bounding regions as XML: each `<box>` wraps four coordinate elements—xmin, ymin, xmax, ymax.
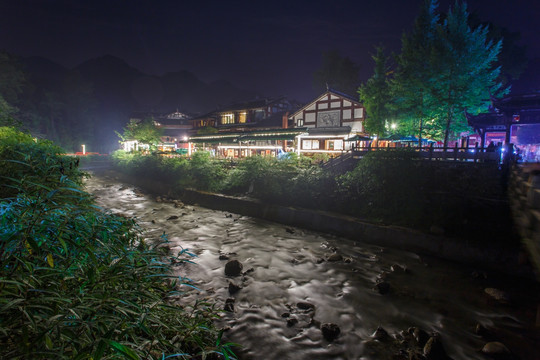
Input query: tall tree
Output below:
<box><xmin>313</xmin><ymin>50</ymin><xmax>360</xmax><ymax>96</ymax></box>
<box><xmin>117</xmin><ymin>117</ymin><xmax>163</xmax><ymax>150</ymax></box>
<box><xmin>430</xmin><ymin>2</ymin><xmax>505</xmax><ymax>147</ymax></box>
<box><xmin>358</xmin><ymin>47</ymin><xmax>391</xmax><ymax>139</ymax></box>
<box><xmin>392</xmin><ymin>0</ymin><xmax>440</xmax><ymax>146</ymax></box>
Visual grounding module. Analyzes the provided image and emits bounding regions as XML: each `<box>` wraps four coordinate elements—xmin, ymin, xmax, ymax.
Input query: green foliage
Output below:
<box><xmin>391</xmin><ymin>1</ymin><xmax>507</xmax><ymax>145</ymax></box>
<box><xmin>358</xmin><ymin>47</ymin><xmax>392</xmax><ymax>138</ymax></box>
<box><xmin>0</xmin><ymin>129</ymin><xmax>236</xmax><ymax>359</ymax></box>
<box><xmin>391</xmin><ymin>0</ymin><xmax>440</xmax><ymax>145</ymax></box>
<box><xmin>0</xmin><ymin>126</ymin><xmax>82</xmax><ymax>199</ymax></box>
<box><xmin>118</xmin><ymin>118</ymin><xmax>163</xmax><ymax>150</ymax></box>
<box><xmin>337</xmin><ymin>150</ymin><xmax>424</xmax><ymax>222</ymax></box>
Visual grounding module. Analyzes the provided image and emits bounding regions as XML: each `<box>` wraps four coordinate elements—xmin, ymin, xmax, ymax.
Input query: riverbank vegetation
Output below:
<box><xmin>0</xmin><ymin>127</ymin><xmax>236</xmax><ymax>359</ymax></box>
<box><xmin>111</xmin><ymin>150</ymin><xmax>512</xmax><ymax>243</ymax></box>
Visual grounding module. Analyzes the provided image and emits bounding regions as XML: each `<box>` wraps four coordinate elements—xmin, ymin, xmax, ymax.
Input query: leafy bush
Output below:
<box><xmin>1</xmin><ymin>129</ymin><xmax>236</xmax><ymax>359</ymax></box>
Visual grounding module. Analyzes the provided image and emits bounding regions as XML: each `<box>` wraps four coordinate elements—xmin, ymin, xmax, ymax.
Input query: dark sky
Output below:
<box><xmin>1</xmin><ymin>0</ymin><xmax>539</xmax><ymax>102</ymax></box>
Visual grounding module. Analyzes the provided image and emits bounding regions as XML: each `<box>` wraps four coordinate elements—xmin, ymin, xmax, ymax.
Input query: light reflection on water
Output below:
<box><xmin>84</xmin><ymin>174</ymin><xmax>539</xmax><ymax>360</ymax></box>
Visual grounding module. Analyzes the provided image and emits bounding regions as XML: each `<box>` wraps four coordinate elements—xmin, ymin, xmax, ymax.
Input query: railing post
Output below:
<box><xmin>429</xmin><ymin>142</ymin><xmax>434</xmax><ymax>161</ymax></box>
<box><xmin>454</xmin><ymin>143</ymin><xmax>458</xmax><ymax>161</ymax></box>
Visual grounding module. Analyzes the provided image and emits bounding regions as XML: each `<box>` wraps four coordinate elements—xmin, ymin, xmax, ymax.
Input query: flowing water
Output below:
<box><xmin>84</xmin><ymin>172</ymin><xmax>539</xmax><ymax>360</ymax></box>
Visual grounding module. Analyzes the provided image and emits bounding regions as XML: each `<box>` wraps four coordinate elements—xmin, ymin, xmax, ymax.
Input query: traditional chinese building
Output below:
<box><xmin>288</xmin><ymin>88</ymin><xmax>367</xmax><ymax>156</ymax></box>
<box><xmin>188</xmin><ymin>97</ymin><xmax>304</xmax><ymax>157</ymax></box>
<box><xmin>468</xmin><ymin>94</ymin><xmax>540</xmax><ymax>162</ymax></box>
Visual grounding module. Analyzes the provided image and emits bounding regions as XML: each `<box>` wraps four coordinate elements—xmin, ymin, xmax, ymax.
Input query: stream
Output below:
<box><xmin>83</xmin><ymin>171</ymin><xmax>539</xmax><ymax>360</ymax></box>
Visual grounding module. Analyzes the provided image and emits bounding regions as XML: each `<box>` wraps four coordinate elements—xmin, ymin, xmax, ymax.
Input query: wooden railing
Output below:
<box><xmin>351</xmin><ymin>143</ymin><xmax>502</xmax><ymax>163</ymax></box>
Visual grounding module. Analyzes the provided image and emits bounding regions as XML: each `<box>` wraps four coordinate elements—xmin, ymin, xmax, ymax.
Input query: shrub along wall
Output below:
<box><xmin>112</xmin><ymin>150</ymin><xmax>512</xmax><ymax>244</ymax></box>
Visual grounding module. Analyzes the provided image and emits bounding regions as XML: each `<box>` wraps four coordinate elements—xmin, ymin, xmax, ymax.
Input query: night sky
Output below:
<box><xmin>1</xmin><ymin>0</ymin><xmax>539</xmax><ymax>102</ymax></box>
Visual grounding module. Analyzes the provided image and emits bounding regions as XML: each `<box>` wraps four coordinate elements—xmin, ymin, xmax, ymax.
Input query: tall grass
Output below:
<box><xmin>0</xmin><ymin>127</ymin><xmax>236</xmax><ymax>359</ymax></box>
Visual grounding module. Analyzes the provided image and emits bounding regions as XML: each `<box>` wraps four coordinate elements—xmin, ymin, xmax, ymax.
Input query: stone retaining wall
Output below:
<box><xmin>508</xmin><ymin>164</ymin><xmax>540</xmax><ymax>279</ymax></box>
<box><xmin>104</xmin><ymin>169</ymin><xmax>529</xmax><ymax>276</ymax></box>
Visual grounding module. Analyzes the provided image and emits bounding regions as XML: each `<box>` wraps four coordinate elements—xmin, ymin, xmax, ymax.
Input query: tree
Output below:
<box><xmin>392</xmin><ymin>0</ymin><xmax>440</xmax><ymax>146</ymax></box>
<box><xmin>430</xmin><ymin>2</ymin><xmax>506</xmax><ymax>147</ymax></box>
<box><xmin>358</xmin><ymin>47</ymin><xmax>392</xmax><ymax>139</ymax></box>
<box><xmin>313</xmin><ymin>50</ymin><xmax>360</xmax><ymax>96</ymax></box>
<box><xmin>117</xmin><ymin>117</ymin><xmax>163</xmax><ymax>150</ymax></box>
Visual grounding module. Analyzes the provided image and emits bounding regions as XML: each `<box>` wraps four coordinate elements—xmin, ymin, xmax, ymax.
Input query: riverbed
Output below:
<box><xmin>84</xmin><ymin>172</ymin><xmax>539</xmax><ymax>360</ymax></box>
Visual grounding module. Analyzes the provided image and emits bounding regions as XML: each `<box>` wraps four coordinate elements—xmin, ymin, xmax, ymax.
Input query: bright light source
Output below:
<box><xmin>82</xmin><ymin>144</ymin><xmax>86</xmax><ymax>155</ymax></box>
<box><xmin>183</xmin><ymin>136</ymin><xmax>188</xmax><ymax>141</ymax></box>
<box><xmin>391</xmin><ymin>123</ymin><xmax>397</xmax><ymax>130</ymax></box>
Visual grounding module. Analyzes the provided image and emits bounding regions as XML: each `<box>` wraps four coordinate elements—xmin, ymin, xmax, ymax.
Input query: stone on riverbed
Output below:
<box><xmin>327</xmin><ymin>253</ymin><xmax>343</xmax><ymax>262</ymax></box>
<box><xmin>320</xmin><ymin>323</ymin><xmax>340</xmax><ymax>342</ymax></box>
<box><xmin>224</xmin><ymin>260</ymin><xmax>243</xmax><ymax>277</ymax></box>
<box><xmin>224</xmin><ymin>298</ymin><xmax>235</xmax><ymax>312</ymax></box>
<box><xmin>484</xmin><ymin>288</ymin><xmax>510</xmax><ymax>304</ymax></box>
<box><xmin>375</xmin><ymin>281</ymin><xmax>391</xmax><ymax>295</ymax></box>
<box><xmin>228</xmin><ymin>281</ymin><xmax>242</xmax><ymax>294</ymax></box>
<box><xmin>166</xmin><ymin>215</ymin><xmax>179</xmax><ymax>220</ymax></box>
<box><xmin>481</xmin><ymin>341</ymin><xmax>511</xmax><ymax>358</ymax></box>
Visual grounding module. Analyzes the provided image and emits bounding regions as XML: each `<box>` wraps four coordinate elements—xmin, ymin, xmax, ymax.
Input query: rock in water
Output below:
<box><xmin>371</xmin><ymin>326</ymin><xmax>389</xmax><ymax>341</ymax></box>
<box><xmin>224</xmin><ymin>260</ymin><xmax>243</xmax><ymax>277</ymax></box>
<box><xmin>484</xmin><ymin>288</ymin><xmax>510</xmax><ymax>304</ymax></box>
<box><xmin>321</xmin><ymin>323</ymin><xmax>340</xmax><ymax>342</ymax></box>
<box><xmin>224</xmin><ymin>298</ymin><xmax>235</xmax><ymax>312</ymax></box>
<box><xmin>327</xmin><ymin>253</ymin><xmax>343</xmax><ymax>262</ymax></box>
<box><xmin>481</xmin><ymin>342</ymin><xmax>511</xmax><ymax>357</ymax></box>
<box><xmin>297</xmin><ymin>301</ymin><xmax>315</xmax><ymax>311</ymax></box>
<box><xmin>423</xmin><ymin>333</ymin><xmax>448</xmax><ymax>360</ymax></box>
<box><xmin>166</xmin><ymin>215</ymin><xmax>179</xmax><ymax>220</ymax></box>
<box><xmin>228</xmin><ymin>281</ymin><xmax>242</xmax><ymax>294</ymax></box>
<box><xmin>375</xmin><ymin>281</ymin><xmax>391</xmax><ymax>295</ymax></box>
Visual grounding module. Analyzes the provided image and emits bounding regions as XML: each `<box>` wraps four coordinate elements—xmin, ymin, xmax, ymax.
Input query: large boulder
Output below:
<box><xmin>224</xmin><ymin>260</ymin><xmax>243</xmax><ymax>277</ymax></box>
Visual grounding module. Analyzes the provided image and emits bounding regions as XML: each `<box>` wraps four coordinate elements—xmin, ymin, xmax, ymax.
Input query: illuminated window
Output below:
<box><xmin>302</xmin><ymin>139</ymin><xmax>319</xmax><ymax>150</ymax></box>
<box><xmin>221</xmin><ymin>113</ymin><xmax>234</xmax><ymax>125</ymax></box>
<box><xmin>327</xmin><ymin>140</ymin><xmax>343</xmax><ymax>150</ymax></box>
<box><xmin>239</xmin><ymin>112</ymin><xmax>247</xmax><ymax>123</ymax></box>
<box><xmin>297</xmin><ymin>119</ymin><xmax>304</xmax><ymax>127</ymax></box>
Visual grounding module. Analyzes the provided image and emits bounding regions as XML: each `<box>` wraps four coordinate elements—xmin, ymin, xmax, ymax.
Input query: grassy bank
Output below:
<box><xmin>0</xmin><ymin>127</ymin><xmax>235</xmax><ymax>360</ymax></box>
<box><xmin>111</xmin><ymin>150</ymin><xmax>513</xmax><ymax>243</ymax></box>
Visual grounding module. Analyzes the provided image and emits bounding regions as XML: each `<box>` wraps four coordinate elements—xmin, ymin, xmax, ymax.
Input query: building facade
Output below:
<box><xmin>289</xmin><ymin>89</ymin><xmax>366</xmax><ymax>156</ymax></box>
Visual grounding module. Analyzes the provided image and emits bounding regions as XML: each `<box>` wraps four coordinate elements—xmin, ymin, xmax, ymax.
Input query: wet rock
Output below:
<box><xmin>297</xmin><ymin>301</ymin><xmax>315</xmax><ymax>311</ymax></box>
<box><xmin>423</xmin><ymin>333</ymin><xmax>448</xmax><ymax>360</ymax></box>
<box><xmin>285</xmin><ymin>227</ymin><xmax>295</xmax><ymax>234</ymax></box>
<box><xmin>166</xmin><ymin>215</ymin><xmax>179</xmax><ymax>220</ymax></box>
<box><xmin>375</xmin><ymin>281</ymin><xmax>391</xmax><ymax>295</ymax></box>
<box><xmin>219</xmin><ymin>254</ymin><xmax>229</xmax><ymax>261</ymax></box>
<box><xmin>224</xmin><ymin>298</ymin><xmax>235</xmax><ymax>312</ymax></box>
<box><xmin>228</xmin><ymin>281</ymin><xmax>242</xmax><ymax>295</ymax></box>
<box><xmin>286</xmin><ymin>317</ymin><xmax>298</xmax><ymax>327</ymax></box>
<box><xmin>224</xmin><ymin>260</ymin><xmax>243</xmax><ymax>277</ymax></box>
<box><xmin>409</xmin><ymin>327</ymin><xmax>430</xmax><ymax>348</ymax></box>
<box><xmin>225</xmin><ymin>214</ymin><xmax>233</xmax><ymax>218</ymax></box>
<box><xmin>156</xmin><ymin>196</ymin><xmax>163</xmax><ymax>202</ymax></box>
<box><xmin>484</xmin><ymin>288</ymin><xmax>510</xmax><ymax>304</ymax></box>
<box><xmin>475</xmin><ymin>323</ymin><xmax>490</xmax><ymax>337</ymax></box>
<box><xmin>321</xmin><ymin>323</ymin><xmax>340</xmax><ymax>342</ymax></box>
<box><xmin>327</xmin><ymin>253</ymin><xmax>343</xmax><ymax>262</ymax></box>
<box><xmin>281</xmin><ymin>312</ymin><xmax>290</xmax><ymax>318</ymax></box>
<box><xmin>371</xmin><ymin>326</ymin><xmax>390</xmax><ymax>341</ymax></box>
<box><xmin>391</xmin><ymin>264</ymin><xmax>408</xmax><ymax>273</ymax></box>
<box><xmin>243</xmin><ymin>267</ymin><xmax>254</xmax><ymax>275</ymax></box>
<box><xmin>315</xmin><ymin>258</ymin><xmax>325</xmax><ymax>264</ymax></box>
<box><xmin>151</xmin><ymin>219</ymin><xmax>156</xmax><ymax>224</ymax></box>
<box><xmin>481</xmin><ymin>341</ymin><xmax>511</xmax><ymax>358</ymax></box>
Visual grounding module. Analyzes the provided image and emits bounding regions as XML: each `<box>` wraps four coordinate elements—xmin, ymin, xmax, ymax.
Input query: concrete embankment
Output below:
<box><xmin>100</xmin><ymin>167</ymin><xmax>529</xmax><ymax>276</ymax></box>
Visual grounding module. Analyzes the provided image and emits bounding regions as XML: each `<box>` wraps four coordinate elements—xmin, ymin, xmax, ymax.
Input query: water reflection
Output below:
<box><xmin>84</xmin><ymin>174</ymin><xmax>539</xmax><ymax>360</ymax></box>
